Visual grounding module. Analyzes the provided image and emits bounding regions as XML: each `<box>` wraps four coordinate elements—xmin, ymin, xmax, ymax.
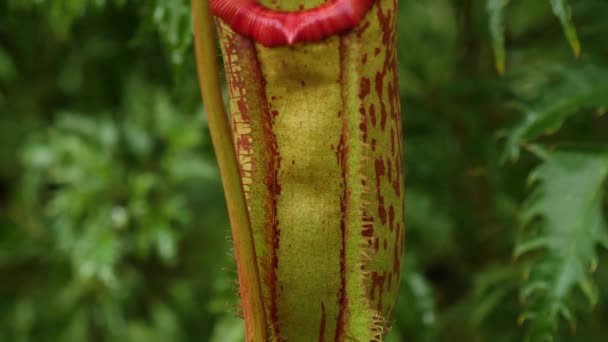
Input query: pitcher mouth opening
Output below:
<box><xmin>209</xmin><ymin>0</ymin><xmax>376</xmax><ymax>46</ymax></box>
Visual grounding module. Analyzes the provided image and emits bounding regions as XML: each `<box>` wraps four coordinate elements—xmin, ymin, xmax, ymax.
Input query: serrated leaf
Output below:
<box><xmin>504</xmin><ymin>65</ymin><xmax>608</xmax><ymax>161</ymax></box>
<box><xmin>487</xmin><ymin>0</ymin><xmax>511</xmax><ymax>74</ymax></box>
<box><xmin>516</xmin><ymin>146</ymin><xmax>608</xmax><ymax>339</ymax></box>
<box><xmin>521</xmin><ymin>281</ymin><xmax>549</xmax><ymax>302</ymax></box>
<box><xmin>549</xmin><ymin>0</ymin><xmax>581</xmax><ymax>57</ymax></box>
<box><xmin>19</xmin><ymin>79</ymin><xmax>210</xmax><ymax>289</ymax></box>
<box><xmin>513</xmin><ymin>237</ymin><xmax>553</xmax><ymax>258</ymax></box>
<box><xmin>558</xmin><ymin>304</ymin><xmax>574</xmax><ymax>327</ymax></box>
<box><xmin>470</xmin><ymin>264</ymin><xmax>520</xmax><ymax>326</ymax></box>
<box><xmin>578</xmin><ymin>278</ymin><xmax>599</xmax><ymax>308</ymax></box>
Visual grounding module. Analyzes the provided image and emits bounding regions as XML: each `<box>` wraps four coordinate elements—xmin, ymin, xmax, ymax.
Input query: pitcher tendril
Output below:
<box><xmin>191</xmin><ymin>1</ymin><xmax>268</xmax><ymax>341</ymax></box>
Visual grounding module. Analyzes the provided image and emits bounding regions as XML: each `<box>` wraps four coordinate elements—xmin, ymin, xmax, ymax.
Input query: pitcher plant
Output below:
<box><xmin>191</xmin><ymin>1</ymin><xmax>404</xmax><ymax>341</ymax></box>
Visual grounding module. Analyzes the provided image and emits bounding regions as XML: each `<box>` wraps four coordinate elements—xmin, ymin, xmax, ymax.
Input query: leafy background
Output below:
<box><xmin>1</xmin><ymin>0</ymin><xmax>607</xmax><ymax>341</ymax></box>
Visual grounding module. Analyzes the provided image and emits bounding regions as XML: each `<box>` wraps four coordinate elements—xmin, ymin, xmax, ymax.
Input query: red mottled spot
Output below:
<box><xmin>395</xmin><ymin>223</ymin><xmax>401</xmax><ymax>254</ymax></box>
<box><xmin>392</xmin><ymin>151</ymin><xmax>401</xmax><ymax>196</ymax></box>
<box><xmin>359</xmin><ymin>105</ymin><xmax>366</xmax><ymax>117</ymax></box>
<box><xmin>371</xmin><ymin>138</ymin><xmax>376</xmax><ymax>151</ymax></box>
<box><xmin>377</xmin><ymin>6</ymin><xmax>393</xmax><ymax>45</ymax></box>
<box><xmin>388</xmin><ymin>205</ymin><xmax>395</xmax><ymax>232</ymax></box>
<box><xmin>362</xmin><ymin>215</ymin><xmax>374</xmax><ymax>237</ymax></box>
<box><xmin>359</xmin><ymin>78</ymin><xmax>371</xmax><ymax>99</ymax></box>
<box><xmin>371</xmin><ymin>271</ymin><xmax>386</xmax><ymax>310</ymax></box>
<box><xmin>236</xmin><ymin>135</ymin><xmax>252</xmax><ymax>153</ymax></box>
<box><xmin>394</xmin><ymin>223</ymin><xmax>401</xmax><ymax>273</ymax></box>
<box><xmin>237</xmin><ymin>99</ymin><xmax>250</xmax><ymax>121</ymax></box>
<box><xmin>272</xmin><ymin>182</ymin><xmax>282</xmax><ymax>196</ymax></box>
<box><xmin>378</xmin><ymin>202</ymin><xmax>386</xmax><ymax>224</ymax></box>
<box><xmin>392</xmin><ymin>180</ymin><xmax>400</xmax><ymax>196</ymax></box>
<box><xmin>376</xmin><ymin>72</ymin><xmax>388</xmax><ymax>130</ymax></box>
<box><xmin>375</xmin><ymin>157</ymin><xmax>387</xmax><ymax>224</ymax></box>
<box><xmin>390</xmin><ymin>127</ymin><xmax>395</xmax><ymax>154</ymax></box>
<box><xmin>357</xmin><ymin>20</ymin><xmax>371</xmax><ymax>38</ymax></box>
<box><xmin>319</xmin><ymin>302</ymin><xmax>326</xmax><ymax>342</ymax></box>
<box><xmin>369</xmin><ymin>103</ymin><xmax>376</xmax><ymax>127</ymax></box>
<box><xmin>388</xmin><ymin>78</ymin><xmax>400</xmax><ymax>119</ymax></box>
<box><xmin>359</xmin><ymin>121</ymin><xmax>367</xmax><ymax>142</ymax></box>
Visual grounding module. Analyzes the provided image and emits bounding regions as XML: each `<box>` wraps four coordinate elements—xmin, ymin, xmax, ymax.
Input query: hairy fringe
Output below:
<box><xmin>358</xmin><ymin>113</ymin><xmax>388</xmax><ymax>340</ymax></box>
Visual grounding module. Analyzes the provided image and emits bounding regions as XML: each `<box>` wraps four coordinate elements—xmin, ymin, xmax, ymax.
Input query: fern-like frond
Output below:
<box><xmin>485</xmin><ymin>0</ymin><xmax>580</xmax><ymax>75</ymax></box>
<box><xmin>486</xmin><ymin>0</ymin><xmax>511</xmax><ymax>75</ymax></box>
<box><xmin>516</xmin><ymin>145</ymin><xmax>608</xmax><ymax>340</ymax></box>
<box><xmin>549</xmin><ymin>0</ymin><xmax>581</xmax><ymax>57</ymax></box>
<box><xmin>504</xmin><ymin>64</ymin><xmax>608</xmax><ymax>161</ymax></box>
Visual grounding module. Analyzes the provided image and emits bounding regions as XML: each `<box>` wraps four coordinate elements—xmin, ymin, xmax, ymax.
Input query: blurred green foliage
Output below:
<box><xmin>1</xmin><ymin>0</ymin><xmax>607</xmax><ymax>341</ymax></box>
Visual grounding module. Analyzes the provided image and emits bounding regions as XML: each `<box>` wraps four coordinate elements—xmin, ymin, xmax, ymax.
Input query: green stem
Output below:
<box><xmin>190</xmin><ymin>1</ymin><xmax>268</xmax><ymax>341</ymax></box>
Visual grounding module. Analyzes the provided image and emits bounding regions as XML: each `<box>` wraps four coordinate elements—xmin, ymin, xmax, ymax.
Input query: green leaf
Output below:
<box><xmin>19</xmin><ymin>79</ymin><xmax>210</xmax><ymax>287</ymax></box>
<box><xmin>391</xmin><ymin>271</ymin><xmax>437</xmax><ymax>342</ymax></box>
<box><xmin>516</xmin><ymin>146</ymin><xmax>608</xmax><ymax>340</ymax></box>
<box><xmin>150</xmin><ymin>0</ymin><xmax>192</xmax><ymax>67</ymax></box>
<box><xmin>549</xmin><ymin>0</ymin><xmax>581</xmax><ymax>57</ymax></box>
<box><xmin>0</xmin><ymin>47</ymin><xmax>17</xmax><ymax>83</ymax></box>
<box><xmin>487</xmin><ymin>0</ymin><xmax>511</xmax><ymax>75</ymax></box>
<box><xmin>10</xmin><ymin>0</ymin><xmax>127</xmax><ymax>38</ymax></box>
<box><xmin>470</xmin><ymin>264</ymin><xmax>520</xmax><ymax>326</ymax></box>
<box><xmin>209</xmin><ymin>315</ymin><xmax>245</xmax><ymax>342</ymax></box>
<box><xmin>504</xmin><ymin>65</ymin><xmax>608</xmax><ymax>161</ymax></box>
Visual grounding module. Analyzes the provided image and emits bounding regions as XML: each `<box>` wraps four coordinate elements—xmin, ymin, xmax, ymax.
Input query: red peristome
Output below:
<box><xmin>210</xmin><ymin>0</ymin><xmax>375</xmax><ymax>46</ymax></box>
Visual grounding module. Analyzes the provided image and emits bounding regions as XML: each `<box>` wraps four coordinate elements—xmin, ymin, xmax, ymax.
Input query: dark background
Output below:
<box><xmin>1</xmin><ymin>0</ymin><xmax>607</xmax><ymax>341</ymax></box>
